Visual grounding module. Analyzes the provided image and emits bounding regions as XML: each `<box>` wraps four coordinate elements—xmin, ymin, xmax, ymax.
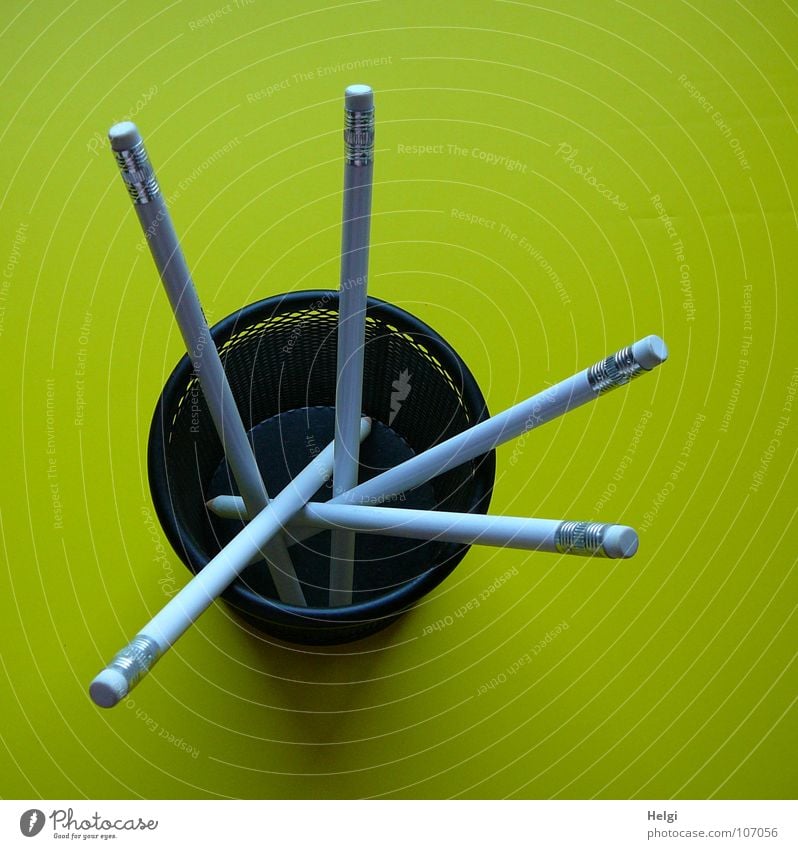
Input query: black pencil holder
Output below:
<box><xmin>147</xmin><ymin>290</ymin><xmax>495</xmax><ymax>645</ymax></box>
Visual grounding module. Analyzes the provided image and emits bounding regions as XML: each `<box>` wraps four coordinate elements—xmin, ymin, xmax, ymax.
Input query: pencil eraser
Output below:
<box><xmin>89</xmin><ymin>668</ymin><xmax>128</xmax><ymax>708</ymax></box>
<box><xmin>345</xmin><ymin>84</ymin><xmax>374</xmax><ymax>111</ymax></box>
<box><xmin>603</xmin><ymin>526</ymin><xmax>639</xmax><ymax>558</ymax></box>
<box><xmin>108</xmin><ymin>121</ymin><xmax>142</xmax><ymax>151</ymax></box>
<box><xmin>631</xmin><ymin>335</ymin><xmax>668</xmax><ymax>370</ymax></box>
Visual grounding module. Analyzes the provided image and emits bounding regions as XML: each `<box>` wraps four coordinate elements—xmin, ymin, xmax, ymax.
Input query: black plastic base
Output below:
<box><xmin>208</xmin><ymin>405</ymin><xmax>438</xmax><ymax>609</ymax></box>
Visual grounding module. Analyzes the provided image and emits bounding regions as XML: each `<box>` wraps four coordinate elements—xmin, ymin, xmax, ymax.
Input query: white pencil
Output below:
<box><xmin>214</xmin><ymin>335</ymin><xmax>667</xmax><ymax>538</ymax></box>
<box><xmin>108</xmin><ymin>122</ymin><xmax>305</xmax><ymax>607</ymax></box>
<box><xmin>89</xmin><ymin>418</ymin><xmax>372</xmax><ymax>708</ymax></box>
<box><xmin>330</xmin><ymin>85</ymin><xmax>376</xmax><ymax>606</ymax></box>
<box><xmin>205</xmin><ymin>499</ymin><xmax>639</xmax><ymax>558</ymax></box>
<box><xmin>335</xmin><ymin>335</ymin><xmax>667</xmax><ymax>507</ymax></box>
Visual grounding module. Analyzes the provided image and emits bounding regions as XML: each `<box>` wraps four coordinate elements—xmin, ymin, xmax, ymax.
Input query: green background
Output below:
<box><xmin>1</xmin><ymin>0</ymin><xmax>796</xmax><ymax>799</ymax></box>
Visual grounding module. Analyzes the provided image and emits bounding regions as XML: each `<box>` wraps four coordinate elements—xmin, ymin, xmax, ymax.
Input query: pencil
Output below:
<box><xmin>108</xmin><ymin>121</ymin><xmax>306</xmax><ymax>606</ymax></box>
<box><xmin>330</xmin><ymin>85</ymin><xmax>376</xmax><ymax>606</ymax></box>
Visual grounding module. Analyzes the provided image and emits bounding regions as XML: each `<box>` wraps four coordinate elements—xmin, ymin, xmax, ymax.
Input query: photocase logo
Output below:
<box><xmin>389</xmin><ymin>369</ymin><xmax>412</xmax><ymax>425</ymax></box>
<box><xmin>19</xmin><ymin>809</ymin><xmax>45</xmax><ymax>837</ymax></box>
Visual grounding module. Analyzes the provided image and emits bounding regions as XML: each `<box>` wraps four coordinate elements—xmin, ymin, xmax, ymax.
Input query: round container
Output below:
<box><xmin>148</xmin><ymin>290</ymin><xmax>495</xmax><ymax>644</ymax></box>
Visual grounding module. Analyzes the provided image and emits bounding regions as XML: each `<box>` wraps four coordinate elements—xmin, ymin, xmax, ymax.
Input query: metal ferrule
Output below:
<box><xmin>107</xmin><ymin>634</ymin><xmax>162</xmax><ymax>691</ymax></box>
<box><xmin>555</xmin><ymin>521</ymin><xmax>608</xmax><ymax>557</ymax></box>
<box><xmin>344</xmin><ymin>108</ymin><xmax>375</xmax><ymax>165</ymax></box>
<box><xmin>587</xmin><ymin>346</ymin><xmax>645</xmax><ymax>395</ymax></box>
<box><xmin>113</xmin><ymin>142</ymin><xmax>160</xmax><ymax>204</ymax></box>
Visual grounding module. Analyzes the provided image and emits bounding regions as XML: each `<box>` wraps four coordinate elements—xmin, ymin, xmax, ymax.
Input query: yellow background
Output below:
<box><xmin>1</xmin><ymin>0</ymin><xmax>796</xmax><ymax>799</ymax></box>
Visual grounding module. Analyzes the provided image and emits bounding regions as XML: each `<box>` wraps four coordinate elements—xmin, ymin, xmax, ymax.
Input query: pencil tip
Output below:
<box><xmin>603</xmin><ymin>526</ymin><xmax>639</xmax><ymax>558</ymax></box>
<box><xmin>89</xmin><ymin>668</ymin><xmax>128</xmax><ymax>708</ymax></box>
<box><xmin>633</xmin><ymin>335</ymin><xmax>668</xmax><ymax>370</ymax></box>
<box><xmin>108</xmin><ymin>121</ymin><xmax>142</xmax><ymax>151</ymax></box>
<box><xmin>345</xmin><ymin>84</ymin><xmax>374</xmax><ymax>111</ymax></box>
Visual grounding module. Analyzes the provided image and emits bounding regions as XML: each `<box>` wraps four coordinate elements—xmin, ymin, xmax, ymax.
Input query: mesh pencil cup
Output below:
<box><xmin>147</xmin><ymin>290</ymin><xmax>496</xmax><ymax>645</ymax></box>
